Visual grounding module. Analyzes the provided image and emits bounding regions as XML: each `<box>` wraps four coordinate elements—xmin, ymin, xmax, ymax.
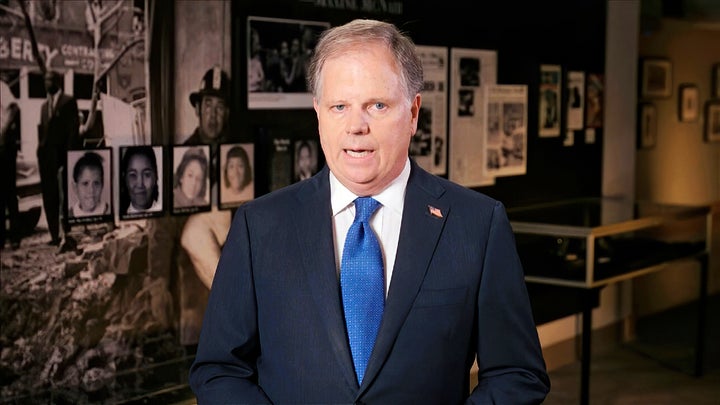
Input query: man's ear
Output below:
<box><xmin>409</xmin><ymin>93</ymin><xmax>421</xmax><ymax>136</ymax></box>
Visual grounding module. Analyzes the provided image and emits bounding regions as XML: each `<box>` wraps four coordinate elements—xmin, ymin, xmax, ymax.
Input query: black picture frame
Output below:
<box><xmin>171</xmin><ymin>144</ymin><xmax>212</xmax><ymax>215</ymax></box>
<box><xmin>637</xmin><ymin>103</ymin><xmax>657</xmax><ymax>149</ymax></box>
<box><xmin>712</xmin><ymin>63</ymin><xmax>720</xmax><ymax>99</ymax></box>
<box><xmin>640</xmin><ymin>58</ymin><xmax>672</xmax><ymax>99</ymax></box>
<box><xmin>705</xmin><ymin>100</ymin><xmax>720</xmax><ymax>143</ymax></box>
<box><xmin>678</xmin><ymin>83</ymin><xmax>699</xmax><ymax>122</ymax></box>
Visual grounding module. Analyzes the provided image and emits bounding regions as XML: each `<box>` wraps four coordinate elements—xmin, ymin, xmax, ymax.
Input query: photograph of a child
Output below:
<box><xmin>172</xmin><ymin>145</ymin><xmax>212</xmax><ymax>214</ymax></box>
<box><xmin>66</xmin><ymin>148</ymin><xmax>113</xmax><ymax>224</ymax></box>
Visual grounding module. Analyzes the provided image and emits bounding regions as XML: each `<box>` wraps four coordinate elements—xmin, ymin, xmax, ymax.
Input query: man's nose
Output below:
<box><xmin>346</xmin><ymin>110</ymin><xmax>369</xmax><ymax>135</ymax></box>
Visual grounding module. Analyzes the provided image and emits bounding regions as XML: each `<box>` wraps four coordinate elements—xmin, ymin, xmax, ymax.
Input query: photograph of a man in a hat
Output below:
<box><xmin>186</xmin><ymin>65</ymin><xmax>231</xmax><ymax>144</ymax></box>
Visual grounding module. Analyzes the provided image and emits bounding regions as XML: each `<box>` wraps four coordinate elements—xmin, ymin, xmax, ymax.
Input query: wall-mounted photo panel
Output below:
<box><xmin>706</xmin><ymin>100</ymin><xmax>720</xmax><ymax>143</ymax></box>
<box><xmin>219</xmin><ymin>143</ymin><xmax>255</xmax><ymax>209</ymax></box>
<box><xmin>414</xmin><ymin>45</ymin><xmax>448</xmax><ymax>175</ymax></box>
<box><xmin>118</xmin><ymin>145</ymin><xmax>164</xmax><ymax>220</ymax></box>
<box><xmin>539</xmin><ymin>64</ymin><xmax>562</xmax><ymax>137</ymax></box>
<box><xmin>293</xmin><ymin>139</ymin><xmax>320</xmax><ymax>183</ymax></box>
<box><xmin>172</xmin><ymin>145</ymin><xmax>212</xmax><ymax>215</ymax></box>
<box><xmin>66</xmin><ymin>148</ymin><xmax>113</xmax><ymax>225</ymax></box>
<box><xmin>483</xmin><ymin>84</ymin><xmax>528</xmax><ymax>179</ymax></box>
<box><xmin>247</xmin><ymin>16</ymin><xmax>330</xmax><ymax>109</ymax></box>
<box><xmin>448</xmin><ymin>47</ymin><xmax>498</xmax><ymax>187</ymax></box>
<box><xmin>640</xmin><ymin>58</ymin><xmax>672</xmax><ymax>99</ymax></box>
<box><xmin>566</xmin><ymin>71</ymin><xmax>585</xmax><ymax>130</ymax></box>
<box><xmin>585</xmin><ymin>73</ymin><xmax>604</xmax><ymax>128</ymax></box>
<box><xmin>678</xmin><ymin>84</ymin><xmax>699</xmax><ymax>122</ymax></box>
<box><xmin>637</xmin><ymin>103</ymin><xmax>657</xmax><ymax>149</ymax></box>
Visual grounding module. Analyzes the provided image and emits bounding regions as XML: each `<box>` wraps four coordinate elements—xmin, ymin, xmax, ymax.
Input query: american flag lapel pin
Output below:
<box><xmin>428</xmin><ymin>205</ymin><xmax>443</xmax><ymax>218</ymax></box>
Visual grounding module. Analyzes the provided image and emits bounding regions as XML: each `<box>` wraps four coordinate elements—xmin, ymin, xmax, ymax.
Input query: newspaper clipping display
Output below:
<box><xmin>448</xmin><ymin>48</ymin><xmax>498</xmax><ymax>187</ymax></box>
<box><xmin>413</xmin><ymin>45</ymin><xmax>448</xmax><ymax>175</ymax></box>
<box><xmin>483</xmin><ymin>84</ymin><xmax>528</xmax><ymax>179</ymax></box>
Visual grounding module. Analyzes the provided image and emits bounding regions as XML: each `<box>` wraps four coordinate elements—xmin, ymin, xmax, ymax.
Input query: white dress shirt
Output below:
<box><xmin>330</xmin><ymin>159</ymin><xmax>410</xmax><ymax>295</ymax></box>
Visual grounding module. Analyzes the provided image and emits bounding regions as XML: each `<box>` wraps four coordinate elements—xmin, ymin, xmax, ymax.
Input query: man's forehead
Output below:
<box><xmin>202</xmin><ymin>95</ymin><xmax>226</xmax><ymax>105</ymax></box>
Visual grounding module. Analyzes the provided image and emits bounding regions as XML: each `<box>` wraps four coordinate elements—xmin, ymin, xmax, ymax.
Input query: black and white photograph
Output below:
<box><xmin>415</xmin><ymin>45</ymin><xmax>449</xmax><ymax>175</ymax></box>
<box><xmin>484</xmin><ymin>84</ymin><xmax>528</xmax><ymax>178</ymax></box>
<box><xmin>410</xmin><ymin>106</ymin><xmax>433</xmax><ymax>158</ymax></box>
<box><xmin>566</xmin><ymin>71</ymin><xmax>585</xmax><ymax>130</ymax></box>
<box><xmin>539</xmin><ymin>64</ymin><xmax>562</xmax><ymax>137</ymax></box>
<box><xmin>119</xmin><ymin>145</ymin><xmax>165</xmax><ymax>220</ymax></box>
<box><xmin>448</xmin><ymin>47</ymin><xmax>497</xmax><ymax>187</ymax></box>
<box><xmin>293</xmin><ymin>139</ymin><xmax>320</xmax><ymax>182</ymax></box>
<box><xmin>459</xmin><ymin>57</ymin><xmax>481</xmax><ymax>87</ymax></box>
<box><xmin>172</xmin><ymin>145</ymin><xmax>212</xmax><ymax>214</ymax></box>
<box><xmin>66</xmin><ymin>148</ymin><xmax>113</xmax><ymax>224</ymax></box>
<box><xmin>219</xmin><ymin>143</ymin><xmax>255</xmax><ymax>208</ymax></box>
<box><xmin>247</xmin><ymin>16</ymin><xmax>330</xmax><ymax>109</ymax></box>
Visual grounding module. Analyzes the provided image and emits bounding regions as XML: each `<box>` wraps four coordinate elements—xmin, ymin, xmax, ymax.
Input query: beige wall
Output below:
<box><xmin>634</xmin><ymin>19</ymin><xmax>720</xmax><ymax>315</ymax></box>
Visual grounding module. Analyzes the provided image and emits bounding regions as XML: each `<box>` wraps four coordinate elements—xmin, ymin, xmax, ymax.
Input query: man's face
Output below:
<box><xmin>44</xmin><ymin>73</ymin><xmax>59</xmax><ymax>94</ymax></box>
<box><xmin>313</xmin><ymin>43</ymin><xmax>420</xmax><ymax>196</ymax></box>
<box><xmin>196</xmin><ymin>95</ymin><xmax>228</xmax><ymax>140</ymax></box>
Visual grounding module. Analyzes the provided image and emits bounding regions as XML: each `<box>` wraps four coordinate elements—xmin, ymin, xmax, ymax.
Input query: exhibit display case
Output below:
<box><xmin>507</xmin><ymin>197</ymin><xmax>713</xmax><ymax>405</ymax></box>
<box><xmin>507</xmin><ymin>197</ymin><xmax>710</xmax><ymax>289</ymax></box>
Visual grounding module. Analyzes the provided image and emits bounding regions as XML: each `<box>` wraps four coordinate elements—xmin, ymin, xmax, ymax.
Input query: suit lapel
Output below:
<box><xmin>361</xmin><ymin>161</ymin><xmax>449</xmax><ymax>390</ymax></box>
<box><xmin>290</xmin><ymin>167</ymin><xmax>359</xmax><ymax>388</ymax></box>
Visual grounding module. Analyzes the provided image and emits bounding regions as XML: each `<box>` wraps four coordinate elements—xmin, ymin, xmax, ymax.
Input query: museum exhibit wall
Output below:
<box><xmin>4</xmin><ymin>0</ymin><xmax>717</xmax><ymax>401</ymax></box>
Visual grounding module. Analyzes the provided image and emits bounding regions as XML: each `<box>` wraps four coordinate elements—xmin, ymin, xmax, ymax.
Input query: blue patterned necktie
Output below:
<box><xmin>341</xmin><ymin>197</ymin><xmax>384</xmax><ymax>384</ymax></box>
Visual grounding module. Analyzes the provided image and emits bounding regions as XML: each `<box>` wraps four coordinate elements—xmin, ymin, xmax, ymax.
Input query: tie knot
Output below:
<box><xmin>354</xmin><ymin>197</ymin><xmax>380</xmax><ymax>223</ymax></box>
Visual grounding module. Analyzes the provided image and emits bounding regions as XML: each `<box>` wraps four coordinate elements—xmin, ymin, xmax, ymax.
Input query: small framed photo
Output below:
<box><xmin>637</xmin><ymin>103</ymin><xmax>657</xmax><ymax>149</ymax></box>
<box><xmin>678</xmin><ymin>84</ymin><xmax>699</xmax><ymax>122</ymax></box>
<box><xmin>712</xmin><ymin>63</ymin><xmax>720</xmax><ymax>98</ymax></box>
<box><xmin>66</xmin><ymin>148</ymin><xmax>113</xmax><ymax>225</ymax></box>
<box><xmin>705</xmin><ymin>100</ymin><xmax>720</xmax><ymax>143</ymax></box>
<box><xmin>219</xmin><ymin>143</ymin><xmax>255</xmax><ymax>209</ymax></box>
<box><xmin>640</xmin><ymin>58</ymin><xmax>672</xmax><ymax>99</ymax></box>
<box><xmin>172</xmin><ymin>145</ymin><xmax>212</xmax><ymax>215</ymax></box>
<box><xmin>119</xmin><ymin>145</ymin><xmax>165</xmax><ymax>220</ymax></box>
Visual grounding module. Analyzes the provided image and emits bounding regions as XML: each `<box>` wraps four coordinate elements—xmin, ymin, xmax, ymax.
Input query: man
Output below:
<box><xmin>190</xmin><ymin>19</ymin><xmax>550</xmax><ymax>403</ymax></box>
<box><xmin>148</xmin><ymin>66</ymin><xmax>232</xmax><ymax>345</ymax></box>
<box><xmin>1</xmin><ymin>79</ymin><xmax>21</xmax><ymax>249</ymax></box>
<box><xmin>37</xmin><ymin>70</ymin><xmax>80</xmax><ymax>252</ymax></box>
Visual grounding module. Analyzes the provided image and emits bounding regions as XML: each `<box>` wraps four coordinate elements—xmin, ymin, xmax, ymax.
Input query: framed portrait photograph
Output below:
<box><xmin>172</xmin><ymin>145</ymin><xmax>212</xmax><ymax>215</ymax></box>
<box><xmin>247</xmin><ymin>16</ymin><xmax>330</xmax><ymax>109</ymax></box>
<box><xmin>713</xmin><ymin>63</ymin><xmax>720</xmax><ymax>98</ymax></box>
<box><xmin>119</xmin><ymin>145</ymin><xmax>165</xmax><ymax>221</ymax></box>
<box><xmin>637</xmin><ymin>103</ymin><xmax>657</xmax><ymax>149</ymax></box>
<box><xmin>640</xmin><ymin>58</ymin><xmax>672</xmax><ymax>99</ymax></box>
<box><xmin>538</xmin><ymin>64</ymin><xmax>562</xmax><ymax>138</ymax></box>
<box><xmin>66</xmin><ymin>148</ymin><xmax>113</xmax><ymax>225</ymax></box>
<box><xmin>678</xmin><ymin>84</ymin><xmax>699</xmax><ymax>122</ymax></box>
<box><xmin>293</xmin><ymin>139</ymin><xmax>320</xmax><ymax>183</ymax></box>
<box><xmin>705</xmin><ymin>100</ymin><xmax>720</xmax><ymax>143</ymax></box>
<box><xmin>219</xmin><ymin>143</ymin><xmax>255</xmax><ymax>209</ymax></box>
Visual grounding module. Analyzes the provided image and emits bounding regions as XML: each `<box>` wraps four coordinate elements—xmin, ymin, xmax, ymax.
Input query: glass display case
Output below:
<box><xmin>507</xmin><ymin>197</ymin><xmax>710</xmax><ymax>289</ymax></box>
<box><xmin>507</xmin><ymin>197</ymin><xmax>713</xmax><ymax>405</ymax></box>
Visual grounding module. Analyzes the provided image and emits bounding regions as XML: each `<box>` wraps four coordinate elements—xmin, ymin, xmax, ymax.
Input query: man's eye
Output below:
<box><xmin>373</xmin><ymin>102</ymin><xmax>386</xmax><ymax>110</ymax></box>
<box><xmin>333</xmin><ymin>105</ymin><xmax>345</xmax><ymax>112</ymax></box>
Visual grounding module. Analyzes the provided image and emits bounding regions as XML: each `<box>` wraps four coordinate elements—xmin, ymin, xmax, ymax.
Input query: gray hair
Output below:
<box><xmin>306</xmin><ymin>19</ymin><xmax>423</xmax><ymax>102</ymax></box>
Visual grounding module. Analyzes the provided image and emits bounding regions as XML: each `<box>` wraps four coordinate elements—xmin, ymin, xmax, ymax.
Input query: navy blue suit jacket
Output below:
<box><xmin>190</xmin><ymin>161</ymin><xmax>549</xmax><ymax>404</ymax></box>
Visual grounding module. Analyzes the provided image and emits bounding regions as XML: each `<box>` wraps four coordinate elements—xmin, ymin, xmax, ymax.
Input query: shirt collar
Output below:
<box><xmin>330</xmin><ymin>158</ymin><xmax>411</xmax><ymax>216</ymax></box>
